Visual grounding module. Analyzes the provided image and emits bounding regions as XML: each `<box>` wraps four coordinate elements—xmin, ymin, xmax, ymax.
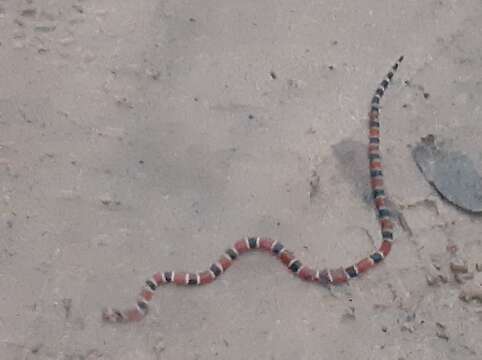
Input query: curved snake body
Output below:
<box><xmin>103</xmin><ymin>56</ymin><xmax>404</xmax><ymax>323</ymax></box>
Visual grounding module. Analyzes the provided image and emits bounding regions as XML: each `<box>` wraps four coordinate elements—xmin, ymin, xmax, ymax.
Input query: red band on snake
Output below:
<box><xmin>102</xmin><ymin>56</ymin><xmax>404</xmax><ymax>323</ymax></box>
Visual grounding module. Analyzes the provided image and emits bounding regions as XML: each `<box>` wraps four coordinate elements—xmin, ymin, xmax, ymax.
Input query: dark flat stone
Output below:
<box><xmin>412</xmin><ymin>134</ymin><xmax>482</xmax><ymax>213</ymax></box>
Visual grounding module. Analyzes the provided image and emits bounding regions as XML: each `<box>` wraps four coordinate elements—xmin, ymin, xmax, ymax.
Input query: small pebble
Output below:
<box><xmin>450</xmin><ymin>262</ymin><xmax>468</xmax><ymax>274</ymax></box>
<box><xmin>99</xmin><ymin>194</ymin><xmax>113</xmax><ymax>206</ymax></box>
<box><xmin>435</xmin><ymin>322</ymin><xmax>449</xmax><ymax>341</ymax></box>
<box><xmin>460</xmin><ymin>284</ymin><xmax>482</xmax><ymax>302</ymax></box>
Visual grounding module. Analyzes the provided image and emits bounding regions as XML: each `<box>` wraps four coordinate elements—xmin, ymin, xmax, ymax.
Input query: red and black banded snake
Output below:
<box><xmin>103</xmin><ymin>56</ymin><xmax>404</xmax><ymax>323</ymax></box>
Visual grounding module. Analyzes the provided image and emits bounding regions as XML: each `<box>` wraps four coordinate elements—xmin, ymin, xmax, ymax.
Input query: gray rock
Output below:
<box><xmin>412</xmin><ymin>134</ymin><xmax>482</xmax><ymax>213</ymax></box>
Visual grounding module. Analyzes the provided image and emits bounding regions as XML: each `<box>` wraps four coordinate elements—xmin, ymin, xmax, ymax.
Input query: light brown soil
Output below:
<box><xmin>1</xmin><ymin>1</ymin><xmax>482</xmax><ymax>359</ymax></box>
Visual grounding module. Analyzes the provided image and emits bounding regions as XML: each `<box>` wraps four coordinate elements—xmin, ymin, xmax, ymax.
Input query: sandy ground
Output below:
<box><xmin>1</xmin><ymin>1</ymin><xmax>482</xmax><ymax>359</ymax></box>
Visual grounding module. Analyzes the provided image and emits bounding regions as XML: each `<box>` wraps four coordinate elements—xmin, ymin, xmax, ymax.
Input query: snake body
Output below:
<box><xmin>103</xmin><ymin>56</ymin><xmax>404</xmax><ymax>323</ymax></box>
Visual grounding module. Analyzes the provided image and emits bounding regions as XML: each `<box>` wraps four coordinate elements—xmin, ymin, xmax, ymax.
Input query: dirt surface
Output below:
<box><xmin>1</xmin><ymin>1</ymin><xmax>482</xmax><ymax>359</ymax></box>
